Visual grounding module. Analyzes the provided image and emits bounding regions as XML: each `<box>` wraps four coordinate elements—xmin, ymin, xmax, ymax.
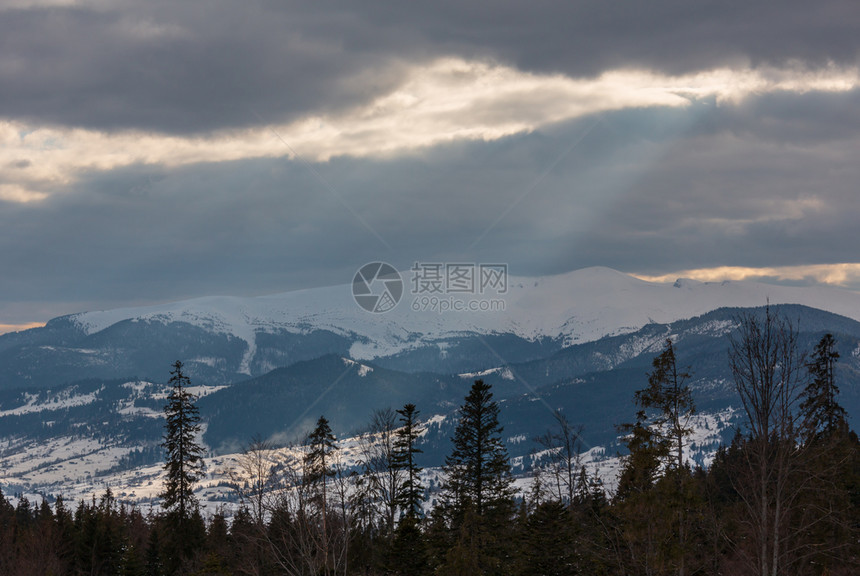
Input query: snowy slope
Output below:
<box><xmin>0</xmin><ymin>405</ymin><xmax>738</xmax><ymax>513</ymax></box>
<box><xmin>68</xmin><ymin>267</ymin><xmax>860</xmax><ymax>360</ymax></box>
<box><xmin>68</xmin><ymin>267</ymin><xmax>860</xmax><ymax>363</ymax></box>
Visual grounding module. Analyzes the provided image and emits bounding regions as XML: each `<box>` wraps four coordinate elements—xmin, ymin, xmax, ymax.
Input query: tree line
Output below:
<box><xmin>0</xmin><ymin>307</ymin><xmax>857</xmax><ymax>575</ymax></box>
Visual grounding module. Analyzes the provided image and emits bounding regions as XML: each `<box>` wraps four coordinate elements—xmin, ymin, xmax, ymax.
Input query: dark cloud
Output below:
<box><xmin>1</xmin><ymin>0</ymin><xmax>858</xmax><ymax>134</ymax></box>
<box><xmin>3</xmin><ymin>91</ymin><xmax>860</xmax><ymax>324</ymax></box>
<box><xmin>360</xmin><ymin>0</ymin><xmax>860</xmax><ymax>76</ymax></box>
<box><xmin>2</xmin><ymin>2</ymin><xmax>860</xmax><ymax>325</ymax></box>
<box><xmin>0</xmin><ymin>2</ymin><xmax>412</xmax><ymax>133</ymax></box>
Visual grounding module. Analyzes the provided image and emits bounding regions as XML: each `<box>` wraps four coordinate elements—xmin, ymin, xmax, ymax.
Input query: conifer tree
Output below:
<box><xmin>388</xmin><ymin>404</ymin><xmax>428</xmax><ymax>575</ymax></box>
<box><xmin>636</xmin><ymin>338</ymin><xmax>695</xmax><ymax>475</ymax></box>
<box><xmin>304</xmin><ymin>415</ymin><xmax>337</xmax><ymax>501</ymax></box>
<box><xmin>634</xmin><ymin>338</ymin><xmax>696</xmax><ymax>576</ymax></box>
<box><xmin>443</xmin><ymin>380</ymin><xmax>514</xmax><ymax>524</ymax></box>
<box><xmin>393</xmin><ymin>403</ymin><xmax>424</xmax><ymax>519</ymax></box>
<box><xmin>145</xmin><ymin>525</ymin><xmax>164</xmax><ymax>576</ymax></box>
<box><xmin>0</xmin><ymin>489</ymin><xmax>12</xmax><ymax>576</ymax></box>
<box><xmin>388</xmin><ymin>514</ymin><xmax>429</xmax><ymax>576</ymax></box>
<box><xmin>518</xmin><ymin>500</ymin><xmax>576</xmax><ymax>576</ymax></box>
<box><xmin>440</xmin><ymin>380</ymin><xmax>514</xmax><ymax>574</ymax></box>
<box><xmin>0</xmin><ymin>487</ymin><xmax>14</xmax><ymax>527</ymax></box>
<box><xmin>797</xmin><ymin>333</ymin><xmax>858</xmax><ymax>572</ymax></box>
<box><xmin>616</xmin><ymin>410</ymin><xmax>669</xmax><ymax>500</ymax></box>
<box><xmin>303</xmin><ymin>415</ymin><xmax>338</xmax><ymax>573</ymax></box>
<box><xmin>801</xmin><ymin>333</ymin><xmax>847</xmax><ymax>441</ymax></box>
<box><xmin>160</xmin><ymin>360</ymin><xmax>205</xmax><ymax>523</ymax></box>
<box><xmin>121</xmin><ymin>542</ymin><xmax>146</xmax><ymax>576</ymax></box>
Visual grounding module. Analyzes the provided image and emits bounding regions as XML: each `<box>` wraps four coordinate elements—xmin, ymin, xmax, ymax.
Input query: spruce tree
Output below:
<box><xmin>0</xmin><ymin>487</ymin><xmax>14</xmax><ymax>527</ymax></box>
<box><xmin>388</xmin><ymin>404</ymin><xmax>428</xmax><ymax>575</ymax></box>
<box><xmin>801</xmin><ymin>333</ymin><xmax>847</xmax><ymax>441</ymax></box>
<box><xmin>388</xmin><ymin>514</ymin><xmax>429</xmax><ymax>576</ymax></box>
<box><xmin>518</xmin><ymin>500</ymin><xmax>577</xmax><ymax>576</ymax></box>
<box><xmin>633</xmin><ymin>338</ymin><xmax>695</xmax><ymax>576</ymax></box>
<box><xmin>303</xmin><ymin>415</ymin><xmax>338</xmax><ymax>573</ymax></box>
<box><xmin>160</xmin><ymin>360</ymin><xmax>205</xmax><ymax>523</ymax></box>
<box><xmin>145</xmin><ymin>525</ymin><xmax>164</xmax><ymax>576</ymax></box>
<box><xmin>798</xmin><ymin>334</ymin><xmax>858</xmax><ymax>571</ymax></box>
<box><xmin>443</xmin><ymin>380</ymin><xmax>514</xmax><ymax>523</ymax></box>
<box><xmin>636</xmin><ymin>338</ymin><xmax>695</xmax><ymax>475</ymax></box>
<box><xmin>616</xmin><ymin>410</ymin><xmax>668</xmax><ymax>500</ymax></box>
<box><xmin>304</xmin><ymin>415</ymin><xmax>337</xmax><ymax>496</ymax></box>
<box><xmin>440</xmin><ymin>380</ymin><xmax>514</xmax><ymax>574</ymax></box>
<box><xmin>392</xmin><ymin>403</ymin><xmax>424</xmax><ymax>519</ymax></box>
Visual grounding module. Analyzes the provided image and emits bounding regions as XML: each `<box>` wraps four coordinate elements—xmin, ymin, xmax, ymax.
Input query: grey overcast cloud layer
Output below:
<box><xmin>1</xmin><ymin>0</ymin><xmax>860</xmax><ymax>329</ymax></box>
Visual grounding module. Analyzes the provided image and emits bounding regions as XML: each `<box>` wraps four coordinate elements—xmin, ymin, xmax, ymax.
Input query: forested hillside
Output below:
<box><xmin>1</xmin><ymin>308</ymin><xmax>857</xmax><ymax>575</ymax></box>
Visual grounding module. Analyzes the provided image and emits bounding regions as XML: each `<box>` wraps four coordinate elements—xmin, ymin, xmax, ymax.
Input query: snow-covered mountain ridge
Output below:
<box><xmin>67</xmin><ymin>266</ymin><xmax>860</xmax><ymax>362</ymax></box>
<box><xmin>4</xmin><ymin>266</ymin><xmax>860</xmax><ymax>390</ymax></box>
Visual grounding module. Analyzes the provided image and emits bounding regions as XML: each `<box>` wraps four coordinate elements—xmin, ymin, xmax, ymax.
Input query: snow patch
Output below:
<box><xmin>341</xmin><ymin>357</ymin><xmax>374</xmax><ymax>376</ymax></box>
<box><xmin>0</xmin><ymin>389</ymin><xmax>101</xmax><ymax>417</ymax></box>
<box><xmin>459</xmin><ymin>367</ymin><xmax>503</xmax><ymax>379</ymax></box>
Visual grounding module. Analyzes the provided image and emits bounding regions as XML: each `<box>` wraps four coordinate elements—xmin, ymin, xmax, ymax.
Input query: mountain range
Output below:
<box><xmin>1</xmin><ymin>267</ymin><xmax>859</xmax><ymax>507</ymax></box>
<box><xmin>5</xmin><ymin>266</ymin><xmax>860</xmax><ymax>388</ymax></box>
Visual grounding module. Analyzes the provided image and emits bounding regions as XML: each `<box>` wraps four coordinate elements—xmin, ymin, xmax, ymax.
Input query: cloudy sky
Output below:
<box><xmin>2</xmin><ymin>0</ymin><xmax>860</xmax><ymax>333</ymax></box>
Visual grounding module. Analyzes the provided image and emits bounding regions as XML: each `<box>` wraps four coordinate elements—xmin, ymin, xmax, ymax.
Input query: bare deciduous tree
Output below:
<box><xmin>257</xmin><ymin>427</ymin><xmax>352</xmax><ymax>576</ymax></box>
<box><xmin>228</xmin><ymin>435</ymin><xmax>279</xmax><ymax>526</ymax></box>
<box><xmin>728</xmin><ymin>305</ymin><xmax>807</xmax><ymax>576</ymax></box>
<box><xmin>534</xmin><ymin>410</ymin><xmax>584</xmax><ymax>506</ymax></box>
<box><xmin>356</xmin><ymin>407</ymin><xmax>402</xmax><ymax>533</ymax></box>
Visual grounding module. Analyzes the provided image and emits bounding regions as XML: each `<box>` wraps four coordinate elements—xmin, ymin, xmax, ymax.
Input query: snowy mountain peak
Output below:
<box><xmin>62</xmin><ymin>267</ymin><xmax>860</xmax><ymax>364</ymax></box>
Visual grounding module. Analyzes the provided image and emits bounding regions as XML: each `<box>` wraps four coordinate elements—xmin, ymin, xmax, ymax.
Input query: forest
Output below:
<box><xmin>0</xmin><ymin>308</ymin><xmax>857</xmax><ymax>576</ymax></box>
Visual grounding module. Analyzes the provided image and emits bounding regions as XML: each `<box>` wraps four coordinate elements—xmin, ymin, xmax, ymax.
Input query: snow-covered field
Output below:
<box><xmin>1</xmin><ymin>403</ymin><xmax>736</xmax><ymax>516</ymax></box>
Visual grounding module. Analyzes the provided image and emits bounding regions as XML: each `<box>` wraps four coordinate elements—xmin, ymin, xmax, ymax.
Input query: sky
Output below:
<box><xmin>2</xmin><ymin>0</ymin><xmax>860</xmax><ymax>333</ymax></box>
